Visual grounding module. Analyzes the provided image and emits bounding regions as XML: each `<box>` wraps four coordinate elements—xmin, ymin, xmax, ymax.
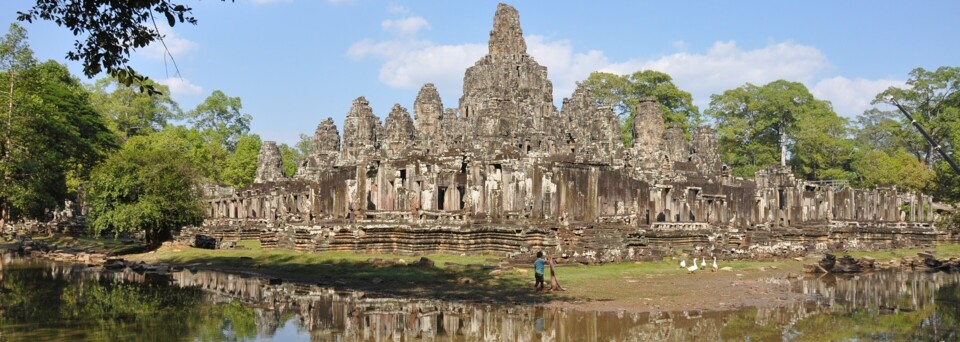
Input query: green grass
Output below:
<box><xmin>130</xmin><ymin>242</ymin><xmax>551</xmax><ymax>303</ymax></box>
<box><xmin>844</xmin><ymin>243</ymin><xmax>960</xmax><ymax>260</ymax></box>
<box><xmin>132</xmin><ymin>241</ymin><xmax>805</xmax><ymax>303</ymax></box>
<box><xmin>33</xmin><ymin>235</ymin><xmax>148</xmax><ymax>255</ymax></box>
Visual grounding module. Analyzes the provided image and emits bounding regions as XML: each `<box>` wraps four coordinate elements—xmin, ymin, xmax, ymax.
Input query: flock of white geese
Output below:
<box><xmin>679</xmin><ymin>257</ymin><xmax>718</xmax><ymax>273</ymax></box>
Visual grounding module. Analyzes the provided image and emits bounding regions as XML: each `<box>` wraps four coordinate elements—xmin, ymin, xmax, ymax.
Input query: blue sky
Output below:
<box><xmin>2</xmin><ymin>1</ymin><xmax>958</xmax><ymax>145</ymax></box>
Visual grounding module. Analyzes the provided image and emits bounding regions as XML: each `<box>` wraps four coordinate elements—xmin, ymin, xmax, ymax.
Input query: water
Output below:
<box><xmin>1</xmin><ymin>250</ymin><xmax>959</xmax><ymax>342</ymax></box>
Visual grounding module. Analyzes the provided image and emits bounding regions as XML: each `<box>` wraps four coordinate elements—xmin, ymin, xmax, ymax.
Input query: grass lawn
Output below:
<box><xmin>32</xmin><ymin>235</ymin><xmax>149</xmax><ymax>255</ymax></box>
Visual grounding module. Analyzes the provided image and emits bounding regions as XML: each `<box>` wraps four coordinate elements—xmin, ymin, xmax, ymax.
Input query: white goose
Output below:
<box><xmin>687</xmin><ymin>258</ymin><xmax>699</xmax><ymax>274</ymax></box>
<box><xmin>700</xmin><ymin>258</ymin><xmax>707</xmax><ymax>271</ymax></box>
<box><xmin>712</xmin><ymin>257</ymin><xmax>719</xmax><ymax>272</ymax></box>
<box><xmin>679</xmin><ymin>259</ymin><xmax>687</xmax><ymax>269</ymax></box>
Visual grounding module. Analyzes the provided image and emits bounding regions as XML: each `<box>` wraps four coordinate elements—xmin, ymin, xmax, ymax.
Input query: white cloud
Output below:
<box><xmin>387</xmin><ymin>4</ymin><xmax>409</xmax><ymax>14</ymax></box>
<box><xmin>348</xmin><ymin>38</ymin><xmax>484</xmax><ymax>98</ymax></box>
<box><xmin>159</xmin><ymin>77</ymin><xmax>204</xmax><ymax>97</ymax></box>
<box><xmin>672</xmin><ymin>40</ymin><xmax>688</xmax><ymax>51</ymax></box>
<box><xmin>635</xmin><ymin>41</ymin><xmax>830</xmax><ymax>107</ymax></box>
<box><xmin>140</xmin><ymin>25</ymin><xmax>198</xmax><ymax>61</ymax></box>
<box><xmin>812</xmin><ymin>76</ymin><xmax>904</xmax><ymax>118</ymax></box>
<box><xmin>381</xmin><ymin>16</ymin><xmax>430</xmax><ymax>36</ymax></box>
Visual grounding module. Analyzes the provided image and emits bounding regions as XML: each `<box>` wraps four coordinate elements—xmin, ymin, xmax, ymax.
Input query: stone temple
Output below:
<box><xmin>195</xmin><ymin>3</ymin><xmax>940</xmax><ymax>262</ymax></box>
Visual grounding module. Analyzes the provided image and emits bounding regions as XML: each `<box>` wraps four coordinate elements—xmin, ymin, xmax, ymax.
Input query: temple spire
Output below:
<box><xmin>488</xmin><ymin>3</ymin><xmax>526</xmax><ymax>56</ymax></box>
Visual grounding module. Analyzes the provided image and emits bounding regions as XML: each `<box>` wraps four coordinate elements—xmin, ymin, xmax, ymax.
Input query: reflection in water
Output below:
<box><xmin>1</xmin><ymin>248</ymin><xmax>959</xmax><ymax>341</ymax></box>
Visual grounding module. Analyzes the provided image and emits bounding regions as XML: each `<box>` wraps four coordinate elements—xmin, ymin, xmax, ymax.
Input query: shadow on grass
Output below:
<box><xmin>159</xmin><ymin>254</ymin><xmax>574</xmax><ymax>305</ymax></box>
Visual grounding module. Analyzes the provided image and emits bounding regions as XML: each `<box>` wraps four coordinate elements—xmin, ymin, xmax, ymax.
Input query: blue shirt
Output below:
<box><xmin>534</xmin><ymin>258</ymin><xmax>546</xmax><ymax>275</ymax></box>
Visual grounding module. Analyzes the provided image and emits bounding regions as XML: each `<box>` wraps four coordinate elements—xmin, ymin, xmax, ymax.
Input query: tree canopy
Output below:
<box><xmin>15</xmin><ymin>0</ymin><xmax>221</xmax><ymax>94</ymax></box>
<box><xmin>0</xmin><ymin>24</ymin><xmax>116</xmax><ymax>227</ymax></box>
<box><xmin>87</xmin><ymin>77</ymin><xmax>182</xmax><ymax>142</ymax></box>
<box><xmin>868</xmin><ymin>66</ymin><xmax>960</xmax><ymax>202</ymax></box>
<box><xmin>873</xmin><ymin>66</ymin><xmax>960</xmax><ymax>165</ymax></box>
<box><xmin>188</xmin><ymin>90</ymin><xmax>252</xmax><ymax>153</ymax></box>
<box><xmin>706</xmin><ymin>80</ymin><xmax>853</xmax><ymax>179</ymax></box>
<box><xmin>86</xmin><ymin>132</ymin><xmax>203</xmax><ymax>245</ymax></box>
<box><xmin>582</xmin><ymin>70</ymin><xmax>700</xmax><ymax>146</ymax></box>
<box><xmin>221</xmin><ymin>133</ymin><xmax>261</xmax><ymax>188</ymax></box>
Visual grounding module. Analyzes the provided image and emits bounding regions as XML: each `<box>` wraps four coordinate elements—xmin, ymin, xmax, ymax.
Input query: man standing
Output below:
<box><xmin>534</xmin><ymin>251</ymin><xmax>546</xmax><ymax>291</ymax></box>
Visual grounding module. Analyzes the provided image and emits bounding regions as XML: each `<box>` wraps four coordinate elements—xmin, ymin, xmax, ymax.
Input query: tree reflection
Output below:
<box><xmin>0</xmin><ymin>258</ymin><xmax>258</xmax><ymax>341</ymax></box>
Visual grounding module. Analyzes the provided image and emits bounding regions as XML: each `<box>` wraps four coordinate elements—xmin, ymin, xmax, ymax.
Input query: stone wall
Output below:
<box><xmin>196</xmin><ymin>3</ymin><xmax>945</xmax><ymax>263</ymax></box>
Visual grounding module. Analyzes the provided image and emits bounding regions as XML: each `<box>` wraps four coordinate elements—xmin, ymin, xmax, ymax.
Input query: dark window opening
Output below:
<box><xmin>399</xmin><ymin>169</ymin><xmax>407</xmax><ymax>181</ymax></box>
<box><xmin>457</xmin><ymin>185</ymin><xmax>466</xmax><ymax>209</ymax></box>
<box><xmin>689</xmin><ymin>212</ymin><xmax>696</xmax><ymax>222</ymax></box>
<box><xmin>645</xmin><ymin>209</ymin><xmax>650</xmax><ymax>225</ymax></box>
<box><xmin>656</xmin><ymin>212</ymin><xmax>666</xmax><ymax>222</ymax></box>
<box><xmin>493</xmin><ymin>164</ymin><xmax>502</xmax><ymax>172</ymax></box>
<box><xmin>778</xmin><ymin>189</ymin><xmax>785</xmax><ymax>210</ymax></box>
<box><xmin>460</xmin><ymin>162</ymin><xmax>468</xmax><ymax>174</ymax></box>
<box><xmin>367</xmin><ymin>191</ymin><xmax>376</xmax><ymax>210</ymax></box>
<box><xmin>438</xmin><ymin>187</ymin><xmax>447</xmax><ymax>210</ymax></box>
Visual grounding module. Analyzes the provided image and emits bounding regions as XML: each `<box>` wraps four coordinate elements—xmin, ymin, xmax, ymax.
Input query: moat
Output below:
<box><xmin>2</xmin><ymin>249</ymin><xmax>959</xmax><ymax>341</ymax></box>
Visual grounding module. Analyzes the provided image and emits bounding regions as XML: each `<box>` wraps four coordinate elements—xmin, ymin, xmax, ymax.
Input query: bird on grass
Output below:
<box><xmin>700</xmin><ymin>258</ymin><xmax>707</xmax><ymax>271</ymax></box>
<box><xmin>687</xmin><ymin>258</ymin><xmax>699</xmax><ymax>274</ymax></box>
<box><xmin>712</xmin><ymin>256</ymin><xmax>718</xmax><ymax>272</ymax></box>
<box><xmin>680</xmin><ymin>259</ymin><xmax>687</xmax><ymax>269</ymax></box>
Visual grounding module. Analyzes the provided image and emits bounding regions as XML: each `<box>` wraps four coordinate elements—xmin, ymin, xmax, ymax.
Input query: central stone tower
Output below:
<box><xmin>459</xmin><ymin>3</ymin><xmax>562</xmax><ymax>156</ymax></box>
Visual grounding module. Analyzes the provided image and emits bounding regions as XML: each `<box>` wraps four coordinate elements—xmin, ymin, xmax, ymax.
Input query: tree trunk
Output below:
<box><xmin>0</xmin><ymin>76</ymin><xmax>11</xmax><ymax>233</ymax></box>
<box><xmin>548</xmin><ymin>257</ymin><xmax>565</xmax><ymax>291</ymax></box>
<box><xmin>0</xmin><ymin>203</ymin><xmax>7</xmax><ymax>232</ymax></box>
<box><xmin>780</xmin><ymin>128</ymin><xmax>787</xmax><ymax>167</ymax></box>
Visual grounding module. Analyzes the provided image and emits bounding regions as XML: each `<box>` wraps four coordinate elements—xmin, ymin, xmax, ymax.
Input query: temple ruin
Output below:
<box><xmin>195</xmin><ymin>3</ymin><xmax>941</xmax><ymax>263</ymax></box>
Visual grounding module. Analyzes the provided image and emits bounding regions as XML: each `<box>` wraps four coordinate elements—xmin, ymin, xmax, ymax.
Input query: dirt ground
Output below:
<box><xmin>550</xmin><ymin>267</ymin><xmax>805</xmax><ymax>313</ymax></box>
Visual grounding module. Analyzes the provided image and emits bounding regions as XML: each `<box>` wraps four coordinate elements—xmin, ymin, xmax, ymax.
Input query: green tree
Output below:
<box><xmin>295</xmin><ymin>133</ymin><xmax>313</xmax><ymax>157</ymax></box>
<box><xmin>221</xmin><ymin>133</ymin><xmax>261</xmax><ymax>188</ymax></box>
<box><xmin>86</xmin><ymin>132</ymin><xmax>203</xmax><ymax>245</ymax></box>
<box><xmin>188</xmin><ymin>90</ymin><xmax>252</xmax><ymax>152</ymax></box>
<box><xmin>869</xmin><ymin>66</ymin><xmax>960</xmax><ymax>202</ymax></box>
<box><xmin>852</xmin><ymin>149</ymin><xmax>933</xmax><ymax>191</ymax></box>
<box><xmin>278</xmin><ymin>143</ymin><xmax>301</xmax><ymax>178</ymax></box>
<box><xmin>854</xmin><ymin>108</ymin><xmax>913</xmax><ymax>155</ymax></box>
<box><xmin>582</xmin><ymin>70</ymin><xmax>700</xmax><ymax>146</ymax></box>
<box><xmin>16</xmin><ymin>0</ymin><xmax>221</xmax><ymax>94</ymax></box>
<box><xmin>706</xmin><ymin>80</ymin><xmax>853</xmax><ymax>179</ymax></box>
<box><xmin>791</xmin><ymin>112</ymin><xmax>856</xmax><ymax>180</ymax></box>
<box><xmin>873</xmin><ymin>66</ymin><xmax>960</xmax><ymax>165</ymax></box>
<box><xmin>0</xmin><ymin>24</ymin><xmax>115</xmax><ymax>227</ymax></box>
<box><xmin>140</xmin><ymin>125</ymin><xmax>229</xmax><ymax>185</ymax></box>
<box><xmin>88</xmin><ymin>77</ymin><xmax>182</xmax><ymax>142</ymax></box>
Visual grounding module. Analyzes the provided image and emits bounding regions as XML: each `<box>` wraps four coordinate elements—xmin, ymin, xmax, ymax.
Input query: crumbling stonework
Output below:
<box><xmin>632</xmin><ymin>96</ymin><xmax>665</xmax><ymax>165</ymax></box>
<box><xmin>254</xmin><ymin>141</ymin><xmax>285</xmax><ymax>183</ymax></box>
<box><xmin>341</xmin><ymin>96</ymin><xmax>382</xmax><ymax>163</ymax></box>
<box><xmin>382</xmin><ymin>104</ymin><xmax>416</xmax><ymax>159</ymax></box>
<box><xmin>414</xmin><ymin>84</ymin><xmax>443</xmax><ymax>141</ymax></box>
<box><xmin>201</xmin><ymin>3</ymin><xmax>943</xmax><ymax>263</ymax></box>
<box><xmin>295</xmin><ymin>118</ymin><xmax>340</xmax><ymax>180</ymax></box>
